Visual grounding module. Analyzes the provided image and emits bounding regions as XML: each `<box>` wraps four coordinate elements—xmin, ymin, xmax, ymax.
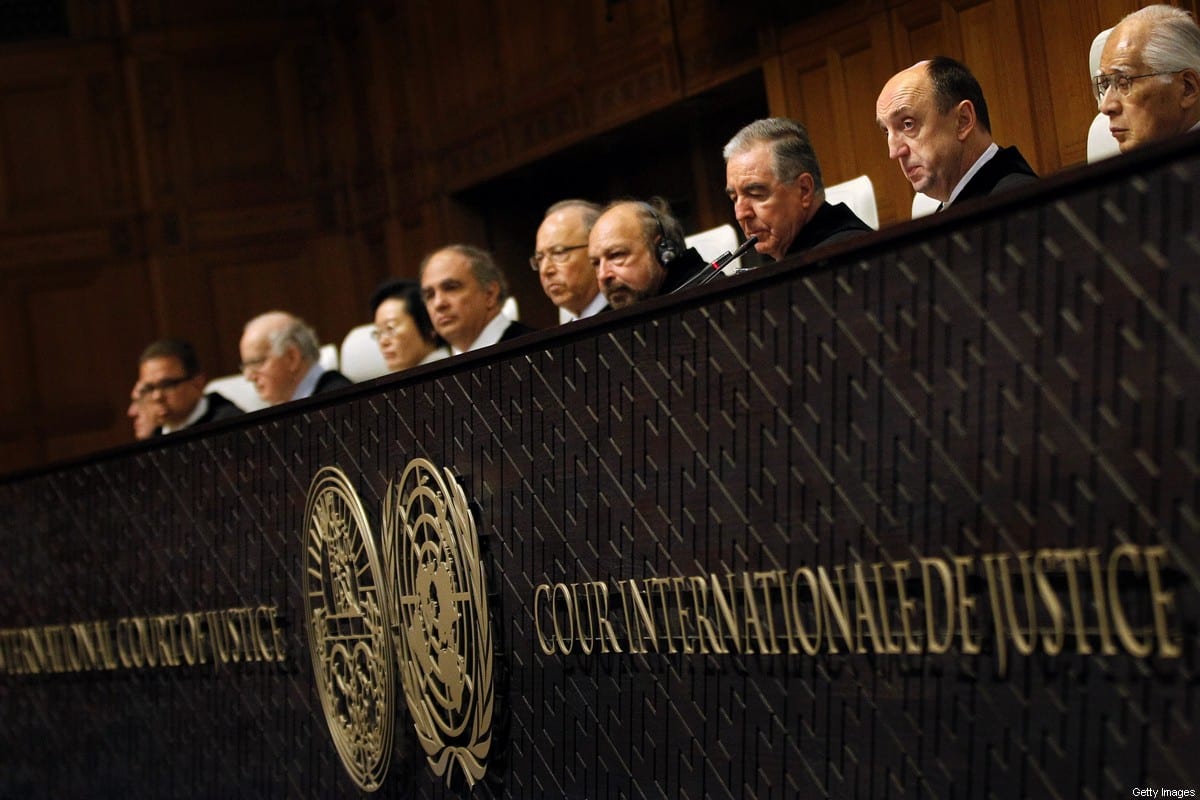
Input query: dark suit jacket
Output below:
<box><xmin>154</xmin><ymin>391</ymin><xmax>243</xmax><ymax>436</ymax></box>
<box><xmin>498</xmin><ymin>320</ymin><xmax>536</xmax><ymax>343</ymax></box>
<box><xmin>946</xmin><ymin>146</ymin><xmax>1038</xmax><ymax>208</ymax></box>
<box><xmin>783</xmin><ymin>201</ymin><xmax>874</xmax><ymax>258</ymax></box>
<box><xmin>314</xmin><ymin>369</ymin><xmax>353</xmax><ymax>394</ymax></box>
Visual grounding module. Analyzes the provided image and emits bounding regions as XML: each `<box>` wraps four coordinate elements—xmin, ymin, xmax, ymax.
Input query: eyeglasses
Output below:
<box><xmin>371</xmin><ymin>324</ymin><xmax>404</xmax><ymax>342</ymax></box>
<box><xmin>136</xmin><ymin>375</ymin><xmax>193</xmax><ymax>397</ymax></box>
<box><xmin>239</xmin><ymin>356</ymin><xmax>270</xmax><ymax>374</ymax></box>
<box><xmin>529</xmin><ymin>244</ymin><xmax>588</xmax><ymax>271</ymax></box>
<box><xmin>1093</xmin><ymin>70</ymin><xmax>1179</xmax><ymax>104</ymax></box>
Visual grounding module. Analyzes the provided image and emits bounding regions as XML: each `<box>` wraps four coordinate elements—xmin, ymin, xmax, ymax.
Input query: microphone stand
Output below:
<box><xmin>671</xmin><ymin>235</ymin><xmax>758</xmax><ymax>293</ymax></box>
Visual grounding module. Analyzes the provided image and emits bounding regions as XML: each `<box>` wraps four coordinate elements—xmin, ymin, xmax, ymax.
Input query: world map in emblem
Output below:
<box><xmin>383</xmin><ymin>458</ymin><xmax>495</xmax><ymax>788</ymax></box>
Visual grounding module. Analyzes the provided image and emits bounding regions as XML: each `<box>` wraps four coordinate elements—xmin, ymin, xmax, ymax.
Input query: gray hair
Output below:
<box><xmin>1122</xmin><ymin>5</ymin><xmax>1200</xmax><ymax>73</ymax></box>
<box><xmin>722</xmin><ymin>117</ymin><xmax>825</xmax><ymax>192</ymax></box>
<box><xmin>270</xmin><ymin>316</ymin><xmax>321</xmax><ymax>363</ymax></box>
<box><xmin>544</xmin><ymin>199</ymin><xmax>603</xmax><ymax>233</ymax></box>
<box><xmin>420</xmin><ymin>244</ymin><xmax>510</xmax><ymax>300</ymax></box>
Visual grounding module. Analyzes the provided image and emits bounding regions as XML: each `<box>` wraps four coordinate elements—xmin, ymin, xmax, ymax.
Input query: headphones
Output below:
<box><xmin>642</xmin><ymin>203</ymin><xmax>680</xmax><ymax>267</ymax></box>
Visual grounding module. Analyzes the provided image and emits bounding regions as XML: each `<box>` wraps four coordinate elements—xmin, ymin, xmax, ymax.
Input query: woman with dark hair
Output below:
<box><xmin>369</xmin><ymin>279</ymin><xmax>449</xmax><ymax>372</ymax></box>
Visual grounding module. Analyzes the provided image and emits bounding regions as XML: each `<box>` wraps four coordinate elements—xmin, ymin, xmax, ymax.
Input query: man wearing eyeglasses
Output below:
<box><xmin>532</xmin><ymin>199</ymin><xmax>606</xmax><ymax>323</ymax></box>
<box><xmin>135</xmin><ymin>338</ymin><xmax>243</xmax><ymax>436</ymax></box>
<box><xmin>239</xmin><ymin>311</ymin><xmax>352</xmax><ymax>405</ymax></box>
<box><xmin>1097</xmin><ymin>5</ymin><xmax>1200</xmax><ymax>154</ymax></box>
<box><xmin>876</xmin><ymin>56</ymin><xmax>1037</xmax><ymax>209</ymax></box>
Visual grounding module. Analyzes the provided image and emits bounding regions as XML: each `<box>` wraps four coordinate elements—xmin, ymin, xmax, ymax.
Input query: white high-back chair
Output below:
<box><xmin>684</xmin><ymin>223</ymin><xmax>742</xmax><ymax>275</ymax></box>
<box><xmin>911</xmin><ymin>192</ymin><xmax>941</xmax><ymax>219</ymax></box>
<box><xmin>318</xmin><ymin>343</ymin><xmax>339</xmax><ymax>371</ymax></box>
<box><xmin>204</xmin><ymin>374</ymin><xmax>268</xmax><ymax>413</ymax></box>
<box><xmin>340</xmin><ymin>324</ymin><xmax>389</xmax><ymax>383</ymax></box>
<box><xmin>824</xmin><ymin>174</ymin><xmax>879</xmax><ymax>230</ymax></box>
<box><xmin>1088</xmin><ymin>27</ymin><xmax>1120</xmax><ymax>163</ymax></box>
<box><xmin>502</xmin><ymin>296</ymin><xmax>519</xmax><ymax>321</ymax></box>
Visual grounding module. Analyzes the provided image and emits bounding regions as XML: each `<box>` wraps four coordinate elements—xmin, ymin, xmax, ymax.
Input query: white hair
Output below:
<box><xmin>1122</xmin><ymin>4</ymin><xmax>1200</xmax><ymax>73</ymax></box>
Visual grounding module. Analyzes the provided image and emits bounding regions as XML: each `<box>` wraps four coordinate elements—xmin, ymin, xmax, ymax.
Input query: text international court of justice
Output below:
<box><xmin>1</xmin><ymin>2</ymin><xmax>1199</xmax><ymax>798</ymax></box>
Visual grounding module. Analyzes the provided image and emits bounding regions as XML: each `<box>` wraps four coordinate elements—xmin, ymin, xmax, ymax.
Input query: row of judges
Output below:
<box><xmin>127</xmin><ymin>5</ymin><xmax>1200</xmax><ymax>440</ymax></box>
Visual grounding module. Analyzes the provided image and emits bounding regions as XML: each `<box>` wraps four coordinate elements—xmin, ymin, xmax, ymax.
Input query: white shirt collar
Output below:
<box><xmin>452</xmin><ymin>312</ymin><xmax>510</xmax><ymax>355</ymax></box>
<box><xmin>419</xmin><ymin>347</ymin><xmax>451</xmax><ymax>365</ymax></box>
<box><xmin>291</xmin><ymin>362</ymin><xmax>326</xmax><ymax>401</ymax></box>
<box><xmin>946</xmin><ymin>142</ymin><xmax>999</xmax><ymax>206</ymax></box>
<box><xmin>161</xmin><ymin>394</ymin><xmax>209</xmax><ymax>434</ymax></box>
<box><xmin>561</xmin><ymin>292</ymin><xmax>607</xmax><ymax>323</ymax></box>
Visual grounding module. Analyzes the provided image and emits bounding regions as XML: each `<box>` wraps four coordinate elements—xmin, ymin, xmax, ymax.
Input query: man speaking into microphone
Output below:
<box><xmin>723</xmin><ymin>118</ymin><xmax>873</xmax><ymax>264</ymax></box>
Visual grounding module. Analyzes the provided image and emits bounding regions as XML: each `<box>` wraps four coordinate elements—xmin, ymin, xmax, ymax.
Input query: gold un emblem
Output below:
<box><xmin>303</xmin><ymin>460</ymin><xmax>495</xmax><ymax>792</ymax></box>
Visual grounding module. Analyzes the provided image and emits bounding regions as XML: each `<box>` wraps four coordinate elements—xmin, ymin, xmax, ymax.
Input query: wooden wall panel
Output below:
<box><xmin>0</xmin><ymin>47</ymin><xmax>129</xmax><ymax>227</ymax></box>
<box><xmin>14</xmin><ymin>258</ymin><xmax>156</xmax><ymax>467</ymax></box>
<box><xmin>204</xmin><ymin>237</ymin><xmax>364</xmax><ymax>370</ymax></box>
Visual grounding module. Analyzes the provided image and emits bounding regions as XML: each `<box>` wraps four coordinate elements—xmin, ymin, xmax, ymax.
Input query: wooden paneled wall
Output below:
<box><xmin>0</xmin><ymin>0</ymin><xmax>1191</xmax><ymax>475</ymax></box>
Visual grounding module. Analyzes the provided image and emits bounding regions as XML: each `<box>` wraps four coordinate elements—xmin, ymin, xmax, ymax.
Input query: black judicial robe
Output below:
<box><xmin>945</xmin><ymin>145</ymin><xmax>1038</xmax><ymax>208</ymax></box>
<box><xmin>153</xmin><ymin>391</ymin><xmax>243</xmax><ymax>437</ymax></box>
<box><xmin>782</xmin><ymin>200</ymin><xmax>873</xmax><ymax>259</ymax></box>
<box><xmin>314</xmin><ymin>369</ymin><xmax>353</xmax><ymax>394</ymax></box>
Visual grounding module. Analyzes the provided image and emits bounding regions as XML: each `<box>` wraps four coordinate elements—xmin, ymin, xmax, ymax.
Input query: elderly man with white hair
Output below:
<box><xmin>1097</xmin><ymin>4</ymin><xmax>1200</xmax><ymax>152</ymax></box>
<box><xmin>239</xmin><ymin>311</ymin><xmax>352</xmax><ymax>406</ymax></box>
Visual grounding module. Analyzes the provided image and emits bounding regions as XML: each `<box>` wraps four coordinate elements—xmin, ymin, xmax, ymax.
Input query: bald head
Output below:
<box><xmin>876</xmin><ymin>58</ymin><xmax>993</xmax><ymax>202</ymax></box>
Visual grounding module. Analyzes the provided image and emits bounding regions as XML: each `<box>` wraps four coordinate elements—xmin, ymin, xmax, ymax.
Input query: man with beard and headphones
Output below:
<box><xmin>588</xmin><ymin>198</ymin><xmax>708</xmax><ymax>311</ymax></box>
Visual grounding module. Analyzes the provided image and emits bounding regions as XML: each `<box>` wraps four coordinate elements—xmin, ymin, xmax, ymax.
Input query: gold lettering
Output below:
<box><xmin>116</xmin><ymin>618</ymin><xmax>140</xmax><ymax>669</ymax></box>
<box><xmin>533</xmin><ymin>584</ymin><xmax>555</xmax><ymax>655</ymax></box>
<box><xmin>951</xmin><ymin>556</ymin><xmax>981</xmax><ymax>655</ymax></box>
<box><xmin>1058</xmin><ymin>549</ymin><xmax>1092</xmax><ymax>654</ymax></box>
<box><xmin>572</xmin><ymin>583</ymin><xmax>595</xmax><ymax>655</ymax></box>
<box><xmin>647</xmin><ymin>578</ymin><xmax>677</xmax><ymax>654</ymax></box>
<box><xmin>772</xmin><ymin>566</ymin><xmax>801</xmax><ymax>652</ymax></box>
<box><xmin>265</xmin><ymin>606</ymin><xmax>288</xmax><ymax>662</ymax></box>
<box><xmin>998</xmin><ymin>553</ymin><xmax>1037</xmax><ymax>656</ymax></box>
<box><xmin>180</xmin><ymin>613</ymin><xmax>199</xmax><ymax>665</ymax></box>
<box><xmin>870</xmin><ymin>563</ymin><xmax>901</xmax><ymax>655</ymax></box>
<box><xmin>890</xmin><ymin>561</ymin><xmax>920</xmax><ymax>655</ymax></box>
<box><xmin>155</xmin><ymin>615</ymin><xmax>181</xmax><ymax>667</ymax></box>
<box><xmin>1087</xmin><ymin>549</ymin><xmax>1118</xmax><ymax>655</ymax></box>
<box><xmin>135</xmin><ymin>617</ymin><xmax>158</xmax><ymax>668</ymax></box>
<box><xmin>789</xmin><ymin>568</ymin><xmax>822</xmax><ymax>656</ymax></box>
<box><xmin>747</xmin><ymin>572</ymin><xmax>778</xmax><ymax>655</ymax></box>
<box><xmin>254</xmin><ymin>607</ymin><xmax>277</xmax><ymax>661</ymax></box>
<box><xmin>1034</xmin><ymin>551</ymin><xmax>1065</xmax><ymax>655</ymax></box>
<box><xmin>671</xmin><ymin>578</ymin><xmax>693</xmax><ymax>655</ymax></box>
<box><xmin>591</xmin><ymin>582</ymin><xmax>623</xmax><ymax>654</ymax></box>
<box><xmin>852</xmin><ymin>563</ymin><xmax>883</xmax><ymax>654</ymax></box>
<box><xmin>1143</xmin><ymin>546</ymin><xmax>1181</xmax><ymax>658</ymax></box>
<box><xmin>920</xmin><ymin>558</ymin><xmax>955</xmax><ymax>654</ymax></box>
<box><xmin>43</xmin><ymin>626</ymin><xmax>67</xmax><ymax>673</ymax></box>
<box><xmin>688</xmin><ymin>577</ymin><xmax>721</xmax><ymax>655</ymax></box>
<box><xmin>982</xmin><ymin>555</ymin><xmax>1009</xmax><ymax>675</ymax></box>
<box><xmin>709</xmin><ymin>575</ymin><xmax>741</xmax><ymax>654</ymax></box>
<box><xmin>1108</xmin><ymin>544</ymin><xmax>1152</xmax><ymax>657</ymax></box>
<box><xmin>817</xmin><ymin>566</ymin><xmax>854</xmax><ymax>654</ymax></box>
<box><xmin>235</xmin><ymin>608</ymin><xmax>260</xmax><ymax>662</ymax></box>
<box><xmin>69</xmin><ymin>622</ymin><xmax>97</xmax><ymax>671</ymax></box>
<box><xmin>625</xmin><ymin>580</ymin><xmax>659</xmax><ymax>654</ymax></box>
<box><xmin>551</xmin><ymin>583</ymin><xmax>576</xmax><ymax>655</ymax></box>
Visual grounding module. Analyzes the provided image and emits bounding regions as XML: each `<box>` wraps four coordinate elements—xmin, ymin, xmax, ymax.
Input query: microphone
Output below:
<box><xmin>671</xmin><ymin>235</ymin><xmax>759</xmax><ymax>293</ymax></box>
